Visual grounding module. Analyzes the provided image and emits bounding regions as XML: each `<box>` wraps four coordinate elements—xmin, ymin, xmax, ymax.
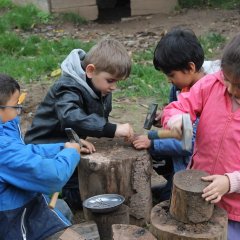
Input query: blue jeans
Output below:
<box><xmin>55</xmin><ymin>199</ymin><xmax>74</xmax><ymax>223</ymax></box>
<box><xmin>228</xmin><ymin>220</ymin><xmax>240</xmax><ymax>240</ymax></box>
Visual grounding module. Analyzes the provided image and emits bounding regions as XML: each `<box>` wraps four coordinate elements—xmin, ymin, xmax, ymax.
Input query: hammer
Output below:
<box><xmin>48</xmin><ymin>128</ymin><xmax>82</xmax><ymax>209</ymax></box>
<box><xmin>143</xmin><ymin>103</ymin><xmax>193</xmax><ymax>151</ymax></box>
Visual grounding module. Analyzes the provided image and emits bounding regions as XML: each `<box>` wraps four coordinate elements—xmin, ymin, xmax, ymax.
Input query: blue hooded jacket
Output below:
<box><xmin>0</xmin><ymin>117</ymin><xmax>80</xmax><ymax>240</ymax></box>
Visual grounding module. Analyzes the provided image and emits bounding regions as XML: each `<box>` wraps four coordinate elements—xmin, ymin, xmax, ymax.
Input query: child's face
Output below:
<box><xmin>223</xmin><ymin>71</ymin><xmax>240</xmax><ymax>104</ymax></box>
<box><xmin>87</xmin><ymin>66</ymin><xmax>120</xmax><ymax>96</ymax></box>
<box><xmin>0</xmin><ymin>90</ymin><xmax>21</xmax><ymax>123</ymax></box>
<box><xmin>166</xmin><ymin>70</ymin><xmax>194</xmax><ymax>89</ymax></box>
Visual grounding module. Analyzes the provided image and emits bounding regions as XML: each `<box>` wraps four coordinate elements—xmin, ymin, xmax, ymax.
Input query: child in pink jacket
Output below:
<box><xmin>161</xmin><ymin>33</ymin><xmax>240</xmax><ymax>239</ymax></box>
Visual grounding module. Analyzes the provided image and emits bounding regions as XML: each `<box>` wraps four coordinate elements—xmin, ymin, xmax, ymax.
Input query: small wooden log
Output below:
<box><xmin>170</xmin><ymin>169</ymin><xmax>214</xmax><ymax>223</ymax></box>
<box><xmin>46</xmin><ymin>221</ymin><xmax>100</xmax><ymax>240</ymax></box>
<box><xmin>150</xmin><ymin>201</ymin><xmax>227</xmax><ymax>240</ymax></box>
<box><xmin>112</xmin><ymin>224</ymin><xmax>157</xmax><ymax>240</ymax></box>
<box><xmin>78</xmin><ymin>138</ymin><xmax>152</xmax><ymax>226</ymax></box>
<box><xmin>88</xmin><ymin>204</ymin><xmax>129</xmax><ymax>240</ymax></box>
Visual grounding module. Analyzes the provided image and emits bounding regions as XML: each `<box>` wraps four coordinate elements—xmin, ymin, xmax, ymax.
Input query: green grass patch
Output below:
<box><xmin>0</xmin><ymin>31</ymin><xmax>94</xmax><ymax>82</ymax></box>
<box><xmin>199</xmin><ymin>32</ymin><xmax>226</xmax><ymax>58</ymax></box>
<box><xmin>116</xmin><ymin>63</ymin><xmax>170</xmax><ymax>104</ymax></box>
<box><xmin>59</xmin><ymin>12</ymin><xmax>87</xmax><ymax>25</ymax></box>
<box><xmin>179</xmin><ymin>0</ymin><xmax>239</xmax><ymax>9</ymax></box>
<box><xmin>1</xmin><ymin>3</ymin><xmax>52</xmax><ymax>31</ymax></box>
<box><xmin>0</xmin><ymin>0</ymin><xmax>13</xmax><ymax>8</ymax></box>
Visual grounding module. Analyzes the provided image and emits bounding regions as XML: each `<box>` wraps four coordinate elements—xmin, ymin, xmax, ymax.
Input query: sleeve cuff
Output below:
<box><xmin>103</xmin><ymin>123</ymin><xmax>117</xmax><ymax>138</ymax></box>
<box><xmin>225</xmin><ymin>172</ymin><xmax>240</xmax><ymax>193</ymax></box>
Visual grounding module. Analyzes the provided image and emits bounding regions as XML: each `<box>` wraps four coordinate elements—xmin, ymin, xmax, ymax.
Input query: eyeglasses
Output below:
<box><xmin>0</xmin><ymin>104</ymin><xmax>23</xmax><ymax>115</ymax></box>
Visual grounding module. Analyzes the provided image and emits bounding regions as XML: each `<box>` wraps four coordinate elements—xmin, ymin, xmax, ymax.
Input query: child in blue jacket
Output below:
<box><xmin>0</xmin><ymin>73</ymin><xmax>85</xmax><ymax>239</ymax></box>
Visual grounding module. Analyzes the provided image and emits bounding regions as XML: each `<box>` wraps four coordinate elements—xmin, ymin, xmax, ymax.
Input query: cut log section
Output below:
<box><xmin>112</xmin><ymin>224</ymin><xmax>157</xmax><ymax>240</ymax></box>
<box><xmin>78</xmin><ymin>138</ymin><xmax>152</xmax><ymax>226</ymax></box>
<box><xmin>150</xmin><ymin>201</ymin><xmax>227</xmax><ymax>240</ymax></box>
<box><xmin>88</xmin><ymin>204</ymin><xmax>129</xmax><ymax>240</ymax></box>
<box><xmin>46</xmin><ymin>221</ymin><xmax>100</xmax><ymax>240</ymax></box>
<box><xmin>170</xmin><ymin>169</ymin><xmax>214</xmax><ymax>223</ymax></box>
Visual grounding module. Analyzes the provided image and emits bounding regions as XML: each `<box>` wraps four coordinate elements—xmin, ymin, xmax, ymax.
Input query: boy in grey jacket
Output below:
<box><xmin>25</xmin><ymin>38</ymin><xmax>134</xmax><ymax>210</ymax></box>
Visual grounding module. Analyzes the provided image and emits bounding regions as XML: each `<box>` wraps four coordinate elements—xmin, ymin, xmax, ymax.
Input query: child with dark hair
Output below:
<box><xmin>0</xmin><ymin>73</ymin><xmax>89</xmax><ymax>239</ymax></box>
<box><xmin>133</xmin><ymin>27</ymin><xmax>220</xmax><ymax>201</ymax></box>
<box><xmin>161</xmin><ymin>33</ymin><xmax>240</xmax><ymax>239</ymax></box>
<box><xmin>25</xmin><ymin>38</ymin><xmax>134</xmax><ymax>210</ymax></box>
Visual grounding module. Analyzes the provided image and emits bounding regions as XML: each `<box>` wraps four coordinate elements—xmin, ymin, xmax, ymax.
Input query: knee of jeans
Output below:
<box><xmin>55</xmin><ymin>199</ymin><xmax>73</xmax><ymax>222</ymax></box>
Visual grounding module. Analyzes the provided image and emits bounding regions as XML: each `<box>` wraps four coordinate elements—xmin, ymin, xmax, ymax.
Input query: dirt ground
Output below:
<box><xmin>21</xmin><ymin>8</ymin><xmax>240</xmax><ymax>134</ymax></box>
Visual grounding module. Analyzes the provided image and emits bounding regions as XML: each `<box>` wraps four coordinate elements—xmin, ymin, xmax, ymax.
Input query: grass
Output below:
<box><xmin>0</xmin><ymin>1</ymin><xmax>228</xmax><ymax>103</ymax></box>
<box><xmin>179</xmin><ymin>0</ymin><xmax>239</xmax><ymax>9</ymax></box>
<box><xmin>59</xmin><ymin>12</ymin><xmax>87</xmax><ymax>25</ymax></box>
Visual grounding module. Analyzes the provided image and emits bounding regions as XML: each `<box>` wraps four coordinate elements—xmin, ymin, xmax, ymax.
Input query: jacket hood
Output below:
<box><xmin>61</xmin><ymin>49</ymin><xmax>99</xmax><ymax>99</ymax></box>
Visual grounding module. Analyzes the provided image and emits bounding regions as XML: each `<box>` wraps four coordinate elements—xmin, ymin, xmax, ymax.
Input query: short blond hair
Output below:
<box><xmin>82</xmin><ymin>38</ymin><xmax>131</xmax><ymax>80</ymax></box>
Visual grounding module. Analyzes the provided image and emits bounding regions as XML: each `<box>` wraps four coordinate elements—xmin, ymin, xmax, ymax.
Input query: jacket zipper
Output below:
<box><xmin>21</xmin><ymin>208</ymin><xmax>27</xmax><ymax>240</ymax></box>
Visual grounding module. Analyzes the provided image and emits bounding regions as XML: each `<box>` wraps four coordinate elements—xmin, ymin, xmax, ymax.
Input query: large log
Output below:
<box><xmin>150</xmin><ymin>201</ymin><xmax>227</xmax><ymax>240</ymax></box>
<box><xmin>112</xmin><ymin>224</ymin><xmax>157</xmax><ymax>240</ymax></box>
<box><xmin>170</xmin><ymin>170</ymin><xmax>214</xmax><ymax>223</ymax></box>
<box><xmin>78</xmin><ymin>138</ymin><xmax>152</xmax><ymax>226</ymax></box>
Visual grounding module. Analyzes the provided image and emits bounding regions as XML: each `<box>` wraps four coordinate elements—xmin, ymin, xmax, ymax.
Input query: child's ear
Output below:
<box><xmin>85</xmin><ymin>64</ymin><xmax>96</xmax><ymax>78</ymax></box>
<box><xmin>188</xmin><ymin>62</ymin><xmax>196</xmax><ymax>74</ymax></box>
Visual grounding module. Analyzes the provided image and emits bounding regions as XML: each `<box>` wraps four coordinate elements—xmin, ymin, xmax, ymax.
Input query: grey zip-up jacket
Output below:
<box><xmin>25</xmin><ymin>49</ymin><xmax>116</xmax><ymax>144</ymax></box>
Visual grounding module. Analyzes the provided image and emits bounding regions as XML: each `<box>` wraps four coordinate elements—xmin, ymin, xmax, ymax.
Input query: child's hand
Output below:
<box><xmin>80</xmin><ymin>139</ymin><xmax>96</xmax><ymax>154</ymax></box>
<box><xmin>167</xmin><ymin>114</ymin><xmax>183</xmax><ymax>136</ymax></box>
<box><xmin>115</xmin><ymin>123</ymin><xmax>134</xmax><ymax>142</ymax></box>
<box><xmin>201</xmin><ymin>175</ymin><xmax>230</xmax><ymax>203</ymax></box>
<box><xmin>64</xmin><ymin>142</ymin><xmax>81</xmax><ymax>154</ymax></box>
<box><xmin>153</xmin><ymin>110</ymin><xmax>163</xmax><ymax>128</ymax></box>
<box><xmin>133</xmin><ymin>135</ymin><xmax>151</xmax><ymax>149</ymax></box>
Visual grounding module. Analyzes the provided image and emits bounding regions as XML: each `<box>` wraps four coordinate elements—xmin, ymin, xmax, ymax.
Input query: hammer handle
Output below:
<box><xmin>49</xmin><ymin>192</ymin><xmax>59</xmax><ymax>209</ymax></box>
<box><xmin>157</xmin><ymin>129</ymin><xmax>181</xmax><ymax>140</ymax></box>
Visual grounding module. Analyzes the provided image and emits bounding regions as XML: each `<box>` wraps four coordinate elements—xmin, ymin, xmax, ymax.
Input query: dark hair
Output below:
<box><xmin>221</xmin><ymin>33</ymin><xmax>240</xmax><ymax>83</ymax></box>
<box><xmin>153</xmin><ymin>27</ymin><xmax>204</xmax><ymax>74</ymax></box>
<box><xmin>0</xmin><ymin>74</ymin><xmax>20</xmax><ymax>105</ymax></box>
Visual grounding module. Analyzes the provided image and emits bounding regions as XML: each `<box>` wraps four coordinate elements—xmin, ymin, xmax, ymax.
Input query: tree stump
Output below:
<box><xmin>149</xmin><ymin>169</ymin><xmax>228</xmax><ymax>240</ymax></box>
<box><xmin>87</xmin><ymin>204</ymin><xmax>129</xmax><ymax>240</ymax></box>
<box><xmin>150</xmin><ymin>201</ymin><xmax>227</xmax><ymax>240</ymax></box>
<box><xmin>170</xmin><ymin>169</ymin><xmax>214</xmax><ymax>223</ymax></box>
<box><xmin>78</xmin><ymin>138</ymin><xmax>152</xmax><ymax>226</ymax></box>
<box><xmin>112</xmin><ymin>224</ymin><xmax>157</xmax><ymax>240</ymax></box>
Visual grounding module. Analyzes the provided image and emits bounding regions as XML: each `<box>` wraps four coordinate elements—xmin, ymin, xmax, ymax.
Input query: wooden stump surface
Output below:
<box><xmin>78</xmin><ymin>137</ymin><xmax>152</xmax><ymax>226</ymax></box>
<box><xmin>150</xmin><ymin>201</ymin><xmax>227</xmax><ymax>240</ymax></box>
<box><xmin>112</xmin><ymin>224</ymin><xmax>157</xmax><ymax>240</ymax></box>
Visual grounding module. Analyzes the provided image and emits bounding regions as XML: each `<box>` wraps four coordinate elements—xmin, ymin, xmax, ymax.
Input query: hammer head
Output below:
<box><xmin>143</xmin><ymin>103</ymin><xmax>158</xmax><ymax>130</ymax></box>
<box><xmin>182</xmin><ymin>114</ymin><xmax>193</xmax><ymax>152</ymax></box>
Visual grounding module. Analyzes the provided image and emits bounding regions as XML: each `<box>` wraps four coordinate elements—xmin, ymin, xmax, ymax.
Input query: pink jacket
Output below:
<box><xmin>162</xmin><ymin>70</ymin><xmax>240</xmax><ymax>221</ymax></box>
